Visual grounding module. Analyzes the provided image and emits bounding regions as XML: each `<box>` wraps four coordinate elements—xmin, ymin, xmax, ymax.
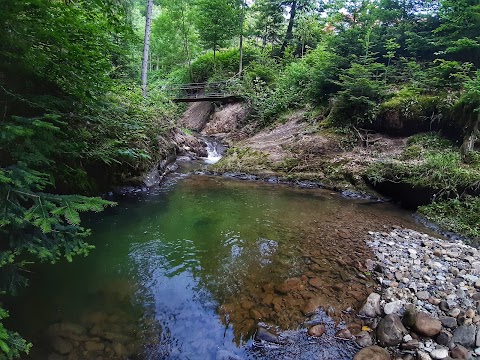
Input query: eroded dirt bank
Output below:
<box><xmin>179</xmin><ymin>102</ymin><xmax>408</xmax><ymax>196</ymax></box>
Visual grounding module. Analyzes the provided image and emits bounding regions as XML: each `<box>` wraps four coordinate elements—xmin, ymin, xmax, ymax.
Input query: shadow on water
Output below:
<box><xmin>9</xmin><ymin>174</ymin><xmax>438</xmax><ymax>360</ymax></box>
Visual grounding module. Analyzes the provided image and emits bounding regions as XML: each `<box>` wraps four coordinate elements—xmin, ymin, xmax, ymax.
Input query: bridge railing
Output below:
<box><xmin>164</xmin><ymin>78</ymin><xmax>241</xmax><ymax>101</ymax></box>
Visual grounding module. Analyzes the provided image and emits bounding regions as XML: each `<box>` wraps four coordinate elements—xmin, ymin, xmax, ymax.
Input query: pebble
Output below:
<box><xmin>449</xmin><ymin>308</ymin><xmax>461</xmax><ymax>318</ymax></box>
<box><xmin>430</xmin><ymin>348</ymin><xmax>449</xmax><ymax>359</ymax></box>
<box><xmin>417</xmin><ymin>291</ymin><xmax>430</xmax><ymax>300</ymax></box>
<box><xmin>359</xmin><ymin>229</ymin><xmax>480</xmax><ymax>359</ymax></box>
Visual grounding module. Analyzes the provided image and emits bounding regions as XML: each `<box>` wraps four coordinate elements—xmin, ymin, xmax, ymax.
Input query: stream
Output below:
<box><xmin>10</xmin><ymin>138</ymin><xmax>438</xmax><ymax>360</ymax></box>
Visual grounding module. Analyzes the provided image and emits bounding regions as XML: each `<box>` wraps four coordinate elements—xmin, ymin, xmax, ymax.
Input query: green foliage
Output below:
<box><xmin>419</xmin><ymin>196</ymin><xmax>480</xmax><ymax>240</ymax></box>
<box><xmin>194</xmin><ymin>0</ymin><xmax>241</xmax><ymax>57</ymax></box>
<box><xmin>366</xmin><ymin>134</ymin><xmax>480</xmax><ymax>196</ymax></box>
<box><xmin>189</xmin><ymin>47</ymin><xmax>260</xmax><ymax>83</ymax></box>
<box><xmin>240</xmin><ymin>44</ymin><xmax>339</xmax><ymax>124</ymax></box>
<box><xmin>0</xmin><ymin>0</ymin><xmax>173</xmax><ymax>357</ymax></box>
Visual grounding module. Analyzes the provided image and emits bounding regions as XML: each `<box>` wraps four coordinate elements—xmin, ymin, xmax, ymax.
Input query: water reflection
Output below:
<box><xmin>11</xmin><ymin>175</ymin><xmax>435</xmax><ymax>360</ymax></box>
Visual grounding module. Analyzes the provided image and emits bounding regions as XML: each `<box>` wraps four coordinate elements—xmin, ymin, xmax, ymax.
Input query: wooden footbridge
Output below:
<box><xmin>166</xmin><ymin>81</ymin><xmax>241</xmax><ymax>102</ymax></box>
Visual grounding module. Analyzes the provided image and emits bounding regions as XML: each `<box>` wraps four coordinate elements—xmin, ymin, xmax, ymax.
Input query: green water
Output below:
<box><xmin>10</xmin><ymin>174</ymin><xmax>432</xmax><ymax>360</ymax></box>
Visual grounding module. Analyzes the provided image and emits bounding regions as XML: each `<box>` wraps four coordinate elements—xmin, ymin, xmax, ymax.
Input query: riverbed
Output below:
<box><xmin>10</xmin><ymin>170</ymin><xmax>438</xmax><ymax>360</ymax></box>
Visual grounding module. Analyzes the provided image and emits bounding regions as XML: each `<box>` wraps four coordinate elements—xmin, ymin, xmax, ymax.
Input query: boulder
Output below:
<box><xmin>413</xmin><ymin>312</ymin><xmax>442</xmax><ymax>337</ymax></box>
<box><xmin>112</xmin><ymin>342</ymin><xmax>128</xmax><ymax>358</ymax></box>
<box><xmin>436</xmin><ymin>330</ymin><xmax>453</xmax><ymax>346</ymax></box>
<box><xmin>476</xmin><ymin>325</ymin><xmax>480</xmax><ymax>347</ymax></box>
<box><xmin>384</xmin><ymin>300</ymin><xmax>403</xmax><ymax>315</ymax></box>
<box><xmin>85</xmin><ymin>341</ymin><xmax>104</xmax><ymax>352</ymax></box>
<box><xmin>359</xmin><ymin>293</ymin><xmax>381</xmax><ymax>318</ymax></box>
<box><xmin>439</xmin><ymin>316</ymin><xmax>458</xmax><ymax>329</ymax></box>
<box><xmin>452</xmin><ymin>325</ymin><xmax>476</xmax><ymax>348</ymax></box>
<box><xmin>335</xmin><ymin>328</ymin><xmax>353</xmax><ymax>340</ymax></box>
<box><xmin>353</xmin><ymin>346</ymin><xmax>390</xmax><ymax>360</ymax></box>
<box><xmin>377</xmin><ymin>314</ymin><xmax>407</xmax><ymax>347</ymax></box>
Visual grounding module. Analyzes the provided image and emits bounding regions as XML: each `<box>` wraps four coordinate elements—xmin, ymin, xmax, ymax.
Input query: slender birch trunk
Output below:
<box><xmin>141</xmin><ymin>0</ymin><xmax>153</xmax><ymax>97</ymax></box>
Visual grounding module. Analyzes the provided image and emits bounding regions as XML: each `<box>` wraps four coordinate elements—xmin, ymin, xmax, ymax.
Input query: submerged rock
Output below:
<box><xmin>216</xmin><ymin>350</ymin><xmax>243</xmax><ymax>360</ymax></box>
<box><xmin>255</xmin><ymin>327</ymin><xmax>279</xmax><ymax>343</ymax></box>
<box><xmin>307</xmin><ymin>324</ymin><xmax>325</xmax><ymax>337</ymax></box>
<box><xmin>51</xmin><ymin>337</ymin><xmax>73</xmax><ymax>355</ymax></box>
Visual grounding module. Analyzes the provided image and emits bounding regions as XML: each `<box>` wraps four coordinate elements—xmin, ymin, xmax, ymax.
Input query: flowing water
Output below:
<box><xmin>10</xmin><ymin>166</ymin><xmax>437</xmax><ymax>360</ymax></box>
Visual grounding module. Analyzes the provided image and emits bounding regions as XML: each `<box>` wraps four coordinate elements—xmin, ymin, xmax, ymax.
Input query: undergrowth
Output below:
<box><xmin>366</xmin><ymin>133</ymin><xmax>480</xmax><ymax>239</ymax></box>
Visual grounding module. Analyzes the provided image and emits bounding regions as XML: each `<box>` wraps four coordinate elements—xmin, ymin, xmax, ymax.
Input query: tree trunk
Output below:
<box><xmin>238</xmin><ymin>0</ymin><xmax>245</xmax><ymax>76</ymax></box>
<box><xmin>141</xmin><ymin>0</ymin><xmax>153</xmax><ymax>97</ymax></box>
<box><xmin>460</xmin><ymin>112</ymin><xmax>480</xmax><ymax>162</ymax></box>
<box><xmin>280</xmin><ymin>0</ymin><xmax>297</xmax><ymax>56</ymax></box>
<box><xmin>180</xmin><ymin>0</ymin><xmax>193</xmax><ymax>82</ymax></box>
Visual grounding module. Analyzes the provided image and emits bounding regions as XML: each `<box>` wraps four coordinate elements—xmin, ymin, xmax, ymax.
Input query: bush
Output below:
<box><xmin>244</xmin><ymin>44</ymin><xmax>339</xmax><ymax>125</ymax></box>
<box><xmin>418</xmin><ymin>196</ymin><xmax>480</xmax><ymax>240</ymax></box>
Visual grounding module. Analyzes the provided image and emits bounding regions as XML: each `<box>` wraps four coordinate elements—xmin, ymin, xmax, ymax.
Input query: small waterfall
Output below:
<box><xmin>203</xmin><ymin>138</ymin><xmax>223</xmax><ymax>164</ymax></box>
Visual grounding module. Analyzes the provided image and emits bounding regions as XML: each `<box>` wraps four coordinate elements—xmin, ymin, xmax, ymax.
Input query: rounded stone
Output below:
<box><xmin>377</xmin><ymin>314</ymin><xmax>407</xmax><ymax>347</ymax></box>
<box><xmin>359</xmin><ymin>293</ymin><xmax>382</xmax><ymax>318</ymax></box>
<box><xmin>450</xmin><ymin>345</ymin><xmax>470</xmax><ymax>359</ymax></box>
<box><xmin>416</xmin><ymin>291</ymin><xmax>430</xmax><ymax>300</ymax></box>
<box><xmin>449</xmin><ymin>308</ymin><xmax>461</xmax><ymax>318</ymax></box>
<box><xmin>356</xmin><ymin>331</ymin><xmax>373</xmax><ymax>348</ymax></box>
<box><xmin>413</xmin><ymin>312</ymin><xmax>442</xmax><ymax>337</ymax></box>
<box><xmin>353</xmin><ymin>346</ymin><xmax>390</xmax><ymax>360</ymax></box>
<box><xmin>430</xmin><ymin>348</ymin><xmax>449</xmax><ymax>359</ymax></box>
<box><xmin>307</xmin><ymin>324</ymin><xmax>325</xmax><ymax>337</ymax></box>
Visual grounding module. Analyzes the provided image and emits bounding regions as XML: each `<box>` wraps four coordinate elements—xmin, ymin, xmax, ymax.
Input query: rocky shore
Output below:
<box><xmin>352</xmin><ymin>227</ymin><xmax>480</xmax><ymax>359</ymax></box>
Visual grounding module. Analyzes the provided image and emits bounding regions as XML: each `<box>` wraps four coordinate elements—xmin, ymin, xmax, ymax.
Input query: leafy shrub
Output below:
<box><xmin>330</xmin><ymin>58</ymin><xmax>386</xmax><ymax>126</ymax></box>
<box><xmin>189</xmin><ymin>46</ymin><xmax>260</xmax><ymax>83</ymax></box>
<box><xmin>418</xmin><ymin>196</ymin><xmax>480</xmax><ymax>240</ymax></box>
<box><xmin>244</xmin><ymin>45</ymin><xmax>339</xmax><ymax>125</ymax></box>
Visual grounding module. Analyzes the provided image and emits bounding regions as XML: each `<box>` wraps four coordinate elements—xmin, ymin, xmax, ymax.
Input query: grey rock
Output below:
<box><xmin>449</xmin><ymin>308</ymin><xmax>461</xmax><ymax>318</ymax></box>
<box><xmin>384</xmin><ymin>300</ymin><xmax>403</xmax><ymax>315</ymax></box>
<box><xmin>377</xmin><ymin>314</ymin><xmax>407</xmax><ymax>347</ymax></box>
<box><xmin>439</xmin><ymin>301</ymin><xmax>450</xmax><ymax>312</ymax></box>
<box><xmin>401</xmin><ymin>339</ymin><xmax>420</xmax><ymax>350</ymax></box>
<box><xmin>436</xmin><ymin>330</ymin><xmax>453</xmax><ymax>346</ymax></box>
<box><xmin>417</xmin><ymin>291</ymin><xmax>430</xmax><ymax>300</ymax></box>
<box><xmin>356</xmin><ymin>331</ymin><xmax>373</xmax><ymax>348</ymax></box>
<box><xmin>440</xmin><ymin>316</ymin><xmax>458</xmax><ymax>329</ymax></box>
<box><xmin>476</xmin><ymin>325</ymin><xmax>480</xmax><ymax>347</ymax></box>
<box><xmin>417</xmin><ymin>350</ymin><xmax>433</xmax><ymax>360</ymax></box>
<box><xmin>360</xmin><ymin>293</ymin><xmax>382</xmax><ymax>317</ymax></box>
<box><xmin>452</xmin><ymin>325</ymin><xmax>476</xmax><ymax>348</ymax></box>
